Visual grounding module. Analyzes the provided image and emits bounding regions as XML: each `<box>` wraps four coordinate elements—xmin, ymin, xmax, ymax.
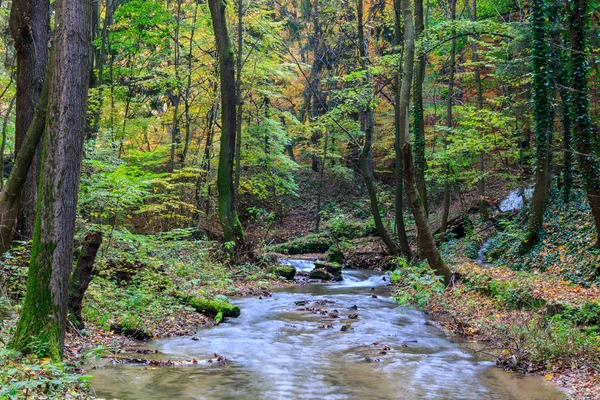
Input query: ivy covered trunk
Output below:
<box><xmin>9</xmin><ymin>0</ymin><xmax>50</xmax><ymax>241</ymax></box>
<box><xmin>412</xmin><ymin>0</ymin><xmax>428</xmax><ymax>216</ymax></box>
<box><xmin>524</xmin><ymin>0</ymin><xmax>554</xmax><ymax>251</ymax></box>
<box><xmin>569</xmin><ymin>0</ymin><xmax>600</xmax><ymax>248</ymax></box>
<box><xmin>10</xmin><ymin>0</ymin><xmax>92</xmax><ymax>361</ymax></box>
<box><xmin>208</xmin><ymin>0</ymin><xmax>246</xmax><ymax>247</ymax></box>
<box><xmin>396</xmin><ymin>0</ymin><xmax>452</xmax><ymax>285</ymax></box>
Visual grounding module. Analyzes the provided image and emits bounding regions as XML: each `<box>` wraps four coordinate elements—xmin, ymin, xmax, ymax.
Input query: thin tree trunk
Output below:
<box><xmin>413</xmin><ymin>0</ymin><xmax>428</xmax><ymax>216</ymax></box>
<box><xmin>0</xmin><ymin>65</ymin><xmax>50</xmax><ymax>257</ymax></box>
<box><xmin>182</xmin><ymin>2</ymin><xmax>199</xmax><ymax>166</ymax></box>
<box><xmin>10</xmin><ymin>0</ymin><xmax>92</xmax><ymax>360</ymax></box>
<box><xmin>396</xmin><ymin>0</ymin><xmax>452</xmax><ymax>284</ymax></box>
<box><xmin>0</xmin><ymin>96</ymin><xmax>15</xmax><ymax>188</ymax></box>
<box><xmin>69</xmin><ymin>231</ymin><xmax>103</xmax><ymax>330</ymax></box>
<box><xmin>10</xmin><ymin>0</ymin><xmax>50</xmax><ymax>240</ymax></box>
<box><xmin>168</xmin><ymin>0</ymin><xmax>182</xmax><ymax>173</ymax></box>
<box><xmin>470</xmin><ymin>0</ymin><xmax>488</xmax><ymax>219</ymax></box>
<box><xmin>570</xmin><ymin>0</ymin><xmax>600</xmax><ymax>247</ymax></box>
<box><xmin>314</xmin><ymin>128</ymin><xmax>329</xmax><ymax>233</ymax></box>
<box><xmin>441</xmin><ymin>0</ymin><xmax>456</xmax><ymax>234</ymax></box>
<box><xmin>208</xmin><ymin>0</ymin><xmax>246</xmax><ymax>247</ymax></box>
<box><xmin>234</xmin><ymin>0</ymin><xmax>244</xmax><ymax>194</ymax></box>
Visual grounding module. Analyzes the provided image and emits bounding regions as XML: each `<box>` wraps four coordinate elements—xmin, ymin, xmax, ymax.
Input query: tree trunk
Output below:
<box><xmin>69</xmin><ymin>231</ymin><xmax>103</xmax><ymax>330</ymax></box>
<box><xmin>392</xmin><ymin>0</ymin><xmax>413</xmax><ymax>259</ymax></box>
<box><xmin>314</xmin><ymin>128</ymin><xmax>329</xmax><ymax>233</ymax></box>
<box><xmin>470</xmin><ymin>0</ymin><xmax>488</xmax><ymax>220</ymax></box>
<box><xmin>441</xmin><ymin>0</ymin><xmax>456</xmax><ymax>234</ymax></box>
<box><xmin>10</xmin><ymin>0</ymin><xmax>92</xmax><ymax>361</ymax></box>
<box><xmin>0</xmin><ymin>65</ymin><xmax>50</xmax><ymax>257</ymax></box>
<box><xmin>396</xmin><ymin>0</ymin><xmax>452</xmax><ymax>285</ymax></box>
<box><xmin>10</xmin><ymin>0</ymin><xmax>50</xmax><ymax>240</ymax></box>
<box><xmin>208</xmin><ymin>0</ymin><xmax>246</xmax><ymax>247</ymax></box>
<box><xmin>570</xmin><ymin>0</ymin><xmax>600</xmax><ymax>247</ymax></box>
<box><xmin>234</xmin><ymin>0</ymin><xmax>244</xmax><ymax>195</ymax></box>
<box><xmin>182</xmin><ymin>2</ymin><xmax>199</xmax><ymax>166</ymax></box>
<box><xmin>523</xmin><ymin>0</ymin><xmax>554</xmax><ymax>251</ymax></box>
<box><xmin>168</xmin><ymin>0</ymin><xmax>182</xmax><ymax>173</ymax></box>
<box><xmin>0</xmin><ymin>96</ymin><xmax>15</xmax><ymax>188</ymax></box>
<box><xmin>412</xmin><ymin>0</ymin><xmax>428</xmax><ymax>216</ymax></box>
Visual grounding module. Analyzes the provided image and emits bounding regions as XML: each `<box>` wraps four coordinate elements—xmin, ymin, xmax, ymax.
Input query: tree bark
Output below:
<box><xmin>234</xmin><ymin>0</ymin><xmax>244</xmax><ymax>195</ymax></box>
<box><xmin>69</xmin><ymin>231</ymin><xmax>103</xmax><ymax>330</ymax></box>
<box><xmin>396</xmin><ymin>0</ymin><xmax>452</xmax><ymax>285</ymax></box>
<box><xmin>208</xmin><ymin>0</ymin><xmax>246</xmax><ymax>247</ymax></box>
<box><xmin>412</xmin><ymin>0</ymin><xmax>428</xmax><ymax>216</ymax></box>
<box><xmin>392</xmin><ymin>0</ymin><xmax>413</xmax><ymax>259</ymax></box>
<box><xmin>470</xmin><ymin>0</ymin><xmax>488</xmax><ymax>220</ymax></box>
<box><xmin>523</xmin><ymin>0</ymin><xmax>554</xmax><ymax>251</ymax></box>
<box><xmin>441</xmin><ymin>0</ymin><xmax>456</xmax><ymax>234</ymax></box>
<box><xmin>168</xmin><ymin>0</ymin><xmax>182</xmax><ymax>173</ymax></box>
<box><xmin>0</xmin><ymin>64</ymin><xmax>50</xmax><ymax>257</ymax></box>
<box><xmin>0</xmin><ymin>96</ymin><xmax>15</xmax><ymax>188</ymax></box>
<box><xmin>570</xmin><ymin>0</ymin><xmax>600</xmax><ymax>247</ymax></box>
<box><xmin>10</xmin><ymin>0</ymin><xmax>92</xmax><ymax>360</ymax></box>
<box><xmin>10</xmin><ymin>0</ymin><xmax>50</xmax><ymax>240</ymax></box>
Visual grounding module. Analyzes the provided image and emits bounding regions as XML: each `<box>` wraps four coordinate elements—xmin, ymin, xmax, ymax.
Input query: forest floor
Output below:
<box><xmin>0</xmin><ymin>230</ymin><xmax>293</xmax><ymax>398</ymax></box>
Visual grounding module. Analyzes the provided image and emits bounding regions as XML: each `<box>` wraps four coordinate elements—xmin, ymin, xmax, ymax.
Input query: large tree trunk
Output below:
<box><xmin>412</xmin><ymin>0</ymin><xmax>428</xmax><ymax>216</ymax></box>
<box><xmin>10</xmin><ymin>0</ymin><xmax>50</xmax><ymax>240</ymax></box>
<box><xmin>234</xmin><ymin>0</ymin><xmax>244</xmax><ymax>194</ymax></box>
<box><xmin>523</xmin><ymin>0</ymin><xmax>554</xmax><ymax>251</ymax></box>
<box><xmin>10</xmin><ymin>0</ymin><xmax>92</xmax><ymax>361</ymax></box>
<box><xmin>392</xmin><ymin>0</ymin><xmax>413</xmax><ymax>260</ymax></box>
<box><xmin>570</xmin><ymin>0</ymin><xmax>600</xmax><ymax>248</ymax></box>
<box><xmin>69</xmin><ymin>231</ymin><xmax>103</xmax><ymax>330</ymax></box>
<box><xmin>208</xmin><ymin>0</ymin><xmax>246</xmax><ymax>247</ymax></box>
<box><xmin>396</xmin><ymin>0</ymin><xmax>452</xmax><ymax>285</ymax></box>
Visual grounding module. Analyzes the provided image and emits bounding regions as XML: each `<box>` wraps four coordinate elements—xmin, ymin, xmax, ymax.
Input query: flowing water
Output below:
<box><xmin>90</xmin><ymin>260</ymin><xmax>563</xmax><ymax>400</ymax></box>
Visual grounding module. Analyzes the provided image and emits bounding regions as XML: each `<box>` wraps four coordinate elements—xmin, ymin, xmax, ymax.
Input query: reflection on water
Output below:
<box><xmin>91</xmin><ymin>261</ymin><xmax>564</xmax><ymax>400</ymax></box>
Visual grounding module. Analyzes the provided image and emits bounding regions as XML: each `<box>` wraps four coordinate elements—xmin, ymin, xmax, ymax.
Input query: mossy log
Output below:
<box><xmin>179</xmin><ymin>294</ymin><xmax>241</xmax><ymax>320</ymax></box>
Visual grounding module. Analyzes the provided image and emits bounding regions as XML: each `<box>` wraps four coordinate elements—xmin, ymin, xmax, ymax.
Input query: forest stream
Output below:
<box><xmin>90</xmin><ymin>259</ymin><xmax>563</xmax><ymax>400</ymax></box>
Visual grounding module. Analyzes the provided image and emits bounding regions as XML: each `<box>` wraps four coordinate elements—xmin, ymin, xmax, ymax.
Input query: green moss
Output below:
<box><xmin>270</xmin><ymin>265</ymin><xmax>296</xmax><ymax>280</ymax></box>
<box><xmin>182</xmin><ymin>295</ymin><xmax>241</xmax><ymax>319</ymax></box>
<box><xmin>266</xmin><ymin>233</ymin><xmax>333</xmax><ymax>255</ymax></box>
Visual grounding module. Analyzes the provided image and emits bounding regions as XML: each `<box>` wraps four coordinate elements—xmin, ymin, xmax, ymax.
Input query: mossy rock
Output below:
<box><xmin>265</xmin><ymin>233</ymin><xmax>334</xmax><ymax>255</ymax></box>
<box><xmin>309</xmin><ymin>269</ymin><xmax>334</xmax><ymax>280</ymax></box>
<box><xmin>314</xmin><ymin>261</ymin><xmax>343</xmax><ymax>278</ymax></box>
<box><xmin>270</xmin><ymin>265</ymin><xmax>297</xmax><ymax>280</ymax></box>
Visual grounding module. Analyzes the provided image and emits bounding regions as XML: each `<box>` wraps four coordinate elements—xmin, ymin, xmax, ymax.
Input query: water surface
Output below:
<box><xmin>91</xmin><ymin>260</ymin><xmax>563</xmax><ymax>400</ymax></box>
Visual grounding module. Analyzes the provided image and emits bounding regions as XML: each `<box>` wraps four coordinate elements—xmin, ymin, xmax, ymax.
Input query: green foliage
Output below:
<box><xmin>0</xmin><ymin>346</ymin><xmax>90</xmax><ymax>399</ymax></box>
<box><xmin>391</xmin><ymin>258</ymin><xmax>445</xmax><ymax>309</ymax></box>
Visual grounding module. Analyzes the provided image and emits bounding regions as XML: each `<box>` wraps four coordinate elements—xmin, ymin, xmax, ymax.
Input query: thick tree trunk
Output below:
<box><xmin>412</xmin><ymin>0</ymin><xmax>428</xmax><ymax>216</ymax></box>
<box><xmin>10</xmin><ymin>0</ymin><xmax>50</xmax><ymax>240</ymax></box>
<box><xmin>208</xmin><ymin>0</ymin><xmax>246</xmax><ymax>247</ymax></box>
<box><xmin>523</xmin><ymin>0</ymin><xmax>554</xmax><ymax>251</ymax></box>
<box><xmin>69</xmin><ymin>231</ymin><xmax>103</xmax><ymax>330</ymax></box>
<box><xmin>396</xmin><ymin>0</ymin><xmax>452</xmax><ymax>285</ymax></box>
<box><xmin>0</xmin><ymin>65</ymin><xmax>50</xmax><ymax>257</ymax></box>
<box><xmin>10</xmin><ymin>0</ymin><xmax>92</xmax><ymax>360</ymax></box>
<box><xmin>570</xmin><ymin>0</ymin><xmax>600</xmax><ymax>248</ymax></box>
